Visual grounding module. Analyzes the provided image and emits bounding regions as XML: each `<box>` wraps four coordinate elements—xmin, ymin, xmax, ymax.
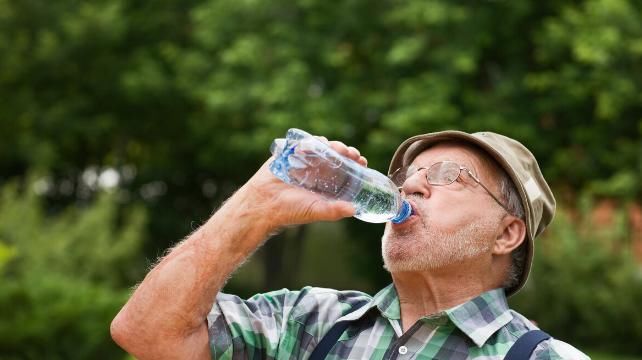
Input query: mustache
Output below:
<box><xmin>405</xmin><ymin>194</ymin><xmax>426</xmax><ymax>212</ymax></box>
<box><xmin>402</xmin><ymin>194</ymin><xmax>428</xmax><ymax>229</ymax></box>
<box><xmin>404</xmin><ymin>194</ymin><xmax>423</xmax><ymax>201</ymax></box>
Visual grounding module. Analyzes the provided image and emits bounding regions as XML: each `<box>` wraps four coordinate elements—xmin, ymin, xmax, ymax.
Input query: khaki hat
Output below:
<box><xmin>388</xmin><ymin>130</ymin><xmax>556</xmax><ymax>296</ymax></box>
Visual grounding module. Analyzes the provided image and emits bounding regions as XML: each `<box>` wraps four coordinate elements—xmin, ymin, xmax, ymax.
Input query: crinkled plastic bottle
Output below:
<box><xmin>269</xmin><ymin>128</ymin><xmax>411</xmax><ymax>224</ymax></box>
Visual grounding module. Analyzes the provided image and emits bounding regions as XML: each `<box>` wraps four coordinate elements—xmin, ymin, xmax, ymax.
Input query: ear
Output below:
<box><xmin>493</xmin><ymin>215</ymin><xmax>526</xmax><ymax>255</ymax></box>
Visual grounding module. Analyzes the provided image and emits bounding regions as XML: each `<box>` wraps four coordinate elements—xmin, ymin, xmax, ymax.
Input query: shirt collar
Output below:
<box><xmin>445</xmin><ymin>288</ymin><xmax>514</xmax><ymax>347</ymax></box>
<box><xmin>365</xmin><ymin>285</ymin><xmax>513</xmax><ymax>347</ymax></box>
<box><xmin>335</xmin><ymin>284</ymin><xmax>399</xmax><ymax>323</ymax></box>
<box><xmin>372</xmin><ymin>283</ymin><xmax>402</xmax><ymax>320</ymax></box>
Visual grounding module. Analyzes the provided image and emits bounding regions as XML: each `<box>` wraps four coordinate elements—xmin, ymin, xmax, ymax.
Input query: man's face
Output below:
<box><xmin>382</xmin><ymin>143</ymin><xmax>506</xmax><ymax>272</ymax></box>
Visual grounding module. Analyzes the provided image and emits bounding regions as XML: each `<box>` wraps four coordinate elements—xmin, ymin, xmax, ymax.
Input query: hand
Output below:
<box><xmin>240</xmin><ymin>138</ymin><xmax>368</xmax><ymax>230</ymax></box>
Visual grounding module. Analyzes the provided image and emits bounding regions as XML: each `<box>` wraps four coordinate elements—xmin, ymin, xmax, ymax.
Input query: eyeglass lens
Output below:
<box><xmin>391</xmin><ymin>161</ymin><xmax>462</xmax><ymax>187</ymax></box>
<box><xmin>427</xmin><ymin>162</ymin><xmax>460</xmax><ymax>185</ymax></box>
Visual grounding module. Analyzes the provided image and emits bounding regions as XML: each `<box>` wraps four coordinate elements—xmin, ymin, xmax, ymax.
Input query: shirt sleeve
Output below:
<box><xmin>207</xmin><ymin>288</ymin><xmax>298</xmax><ymax>359</ymax></box>
<box><xmin>206</xmin><ymin>287</ymin><xmax>371</xmax><ymax>360</ymax></box>
<box><xmin>530</xmin><ymin>338</ymin><xmax>591</xmax><ymax>360</ymax></box>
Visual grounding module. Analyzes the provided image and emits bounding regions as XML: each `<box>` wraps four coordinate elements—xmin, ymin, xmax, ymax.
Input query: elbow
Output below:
<box><xmin>111</xmin><ymin>308</ymin><xmax>153</xmax><ymax>358</ymax></box>
<box><xmin>111</xmin><ymin>309</ymin><xmax>210</xmax><ymax>359</ymax></box>
<box><xmin>111</xmin><ymin>310</ymin><xmax>135</xmax><ymax>353</ymax></box>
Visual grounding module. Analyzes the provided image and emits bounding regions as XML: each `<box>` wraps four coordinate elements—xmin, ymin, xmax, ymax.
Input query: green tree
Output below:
<box><xmin>0</xmin><ymin>180</ymin><xmax>146</xmax><ymax>359</ymax></box>
<box><xmin>511</xmin><ymin>198</ymin><xmax>642</xmax><ymax>355</ymax></box>
<box><xmin>1</xmin><ymin>0</ymin><xmax>639</xmax><ymax>249</ymax></box>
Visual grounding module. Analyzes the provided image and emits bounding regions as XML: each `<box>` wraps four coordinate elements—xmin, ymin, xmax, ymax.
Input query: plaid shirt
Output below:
<box><xmin>207</xmin><ymin>285</ymin><xmax>588</xmax><ymax>359</ymax></box>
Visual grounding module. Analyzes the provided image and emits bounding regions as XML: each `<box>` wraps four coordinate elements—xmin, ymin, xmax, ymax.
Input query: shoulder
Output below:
<box><xmin>531</xmin><ymin>339</ymin><xmax>590</xmax><ymax>360</ymax></box>
<box><xmin>282</xmin><ymin>287</ymin><xmax>371</xmax><ymax>321</ymax></box>
<box><xmin>214</xmin><ymin>286</ymin><xmax>371</xmax><ymax>320</ymax></box>
<box><xmin>503</xmin><ymin>311</ymin><xmax>589</xmax><ymax>359</ymax></box>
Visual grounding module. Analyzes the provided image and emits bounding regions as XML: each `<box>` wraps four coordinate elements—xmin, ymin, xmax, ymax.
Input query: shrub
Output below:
<box><xmin>0</xmin><ymin>180</ymin><xmax>146</xmax><ymax>359</ymax></box>
<box><xmin>511</xmin><ymin>196</ymin><xmax>642</xmax><ymax>355</ymax></box>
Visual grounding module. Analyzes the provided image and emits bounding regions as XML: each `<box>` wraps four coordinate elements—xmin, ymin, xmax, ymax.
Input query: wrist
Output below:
<box><xmin>196</xmin><ymin>183</ymin><xmax>276</xmax><ymax>259</ymax></box>
<box><xmin>221</xmin><ymin>183</ymin><xmax>275</xmax><ymax>233</ymax></box>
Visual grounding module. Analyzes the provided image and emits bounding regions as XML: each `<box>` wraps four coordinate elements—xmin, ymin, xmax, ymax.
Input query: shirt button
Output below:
<box><xmin>398</xmin><ymin>346</ymin><xmax>408</xmax><ymax>355</ymax></box>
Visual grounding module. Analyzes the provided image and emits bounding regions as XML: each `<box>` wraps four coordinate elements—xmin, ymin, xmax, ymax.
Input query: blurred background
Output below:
<box><xmin>0</xmin><ymin>0</ymin><xmax>640</xmax><ymax>359</ymax></box>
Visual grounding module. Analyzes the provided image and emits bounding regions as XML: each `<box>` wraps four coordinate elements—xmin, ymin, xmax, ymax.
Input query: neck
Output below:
<box><xmin>391</xmin><ymin>258</ymin><xmax>501</xmax><ymax>332</ymax></box>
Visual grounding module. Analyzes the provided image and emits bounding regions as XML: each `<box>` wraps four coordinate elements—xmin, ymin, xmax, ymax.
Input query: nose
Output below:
<box><xmin>400</xmin><ymin>169</ymin><xmax>432</xmax><ymax>198</ymax></box>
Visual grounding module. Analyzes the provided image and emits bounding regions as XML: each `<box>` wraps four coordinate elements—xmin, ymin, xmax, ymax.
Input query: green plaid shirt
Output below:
<box><xmin>207</xmin><ymin>285</ymin><xmax>588</xmax><ymax>359</ymax></box>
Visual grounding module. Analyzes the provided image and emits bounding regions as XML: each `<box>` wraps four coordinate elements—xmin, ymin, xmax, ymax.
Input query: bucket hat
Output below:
<box><xmin>388</xmin><ymin>131</ymin><xmax>556</xmax><ymax>296</ymax></box>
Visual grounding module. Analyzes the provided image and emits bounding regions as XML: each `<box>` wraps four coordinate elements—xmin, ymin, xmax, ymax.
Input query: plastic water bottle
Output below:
<box><xmin>269</xmin><ymin>128</ymin><xmax>412</xmax><ymax>224</ymax></box>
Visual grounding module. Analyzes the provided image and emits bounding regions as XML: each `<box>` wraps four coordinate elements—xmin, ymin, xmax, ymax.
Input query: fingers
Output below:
<box><xmin>327</xmin><ymin>141</ymin><xmax>368</xmax><ymax>167</ymax></box>
<box><xmin>347</xmin><ymin>145</ymin><xmax>360</xmax><ymax>158</ymax></box>
<box><xmin>313</xmin><ymin>136</ymin><xmax>367</xmax><ymax>167</ymax></box>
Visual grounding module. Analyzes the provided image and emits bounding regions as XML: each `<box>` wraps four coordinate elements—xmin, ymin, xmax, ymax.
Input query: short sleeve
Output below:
<box><xmin>207</xmin><ymin>288</ymin><xmax>300</xmax><ymax>359</ymax></box>
<box><xmin>206</xmin><ymin>287</ymin><xmax>372</xmax><ymax>360</ymax></box>
<box><xmin>530</xmin><ymin>339</ymin><xmax>590</xmax><ymax>360</ymax></box>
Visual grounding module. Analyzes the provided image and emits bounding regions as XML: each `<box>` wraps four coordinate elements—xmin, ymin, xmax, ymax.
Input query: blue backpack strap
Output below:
<box><xmin>309</xmin><ymin>302</ymin><xmax>368</xmax><ymax>360</ymax></box>
<box><xmin>505</xmin><ymin>330</ymin><xmax>551</xmax><ymax>360</ymax></box>
<box><xmin>308</xmin><ymin>320</ymin><xmax>352</xmax><ymax>360</ymax></box>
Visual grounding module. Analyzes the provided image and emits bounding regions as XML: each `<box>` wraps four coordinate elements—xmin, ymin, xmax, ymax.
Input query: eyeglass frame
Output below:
<box><xmin>389</xmin><ymin>160</ymin><xmax>512</xmax><ymax>214</ymax></box>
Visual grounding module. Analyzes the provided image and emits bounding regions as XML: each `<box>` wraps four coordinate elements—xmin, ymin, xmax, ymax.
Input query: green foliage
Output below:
<box><xmin>0</xmin><ymin>180</ymin><xmax>146</xmax><ymax>359</ymax></box>
<box><xmin>0</xmin><ymin>0</ymin><xmax>639</xmax><ymax>251</ymax></box>
<box><xmin>511</xmin><ymin>198</ymin><xmax>642</xmax><ymax>355</ymax></box>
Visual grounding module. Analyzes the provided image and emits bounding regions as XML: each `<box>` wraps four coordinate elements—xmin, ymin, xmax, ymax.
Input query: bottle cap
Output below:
<box><xmin>391</xmin><ymin>200</ymin><xmax>412</xmax><ymax>224</ymax></box>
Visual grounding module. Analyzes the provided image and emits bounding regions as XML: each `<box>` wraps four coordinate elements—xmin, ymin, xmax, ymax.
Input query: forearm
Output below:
<box><xmin>111</xmin><ymin>185</ymin><xmax>273</xmax><ymax>359</ymax></box>
<box><xmin>111</xmin><ymin>148</ymin><xmax>360</xmax><ymax>359</ymax></box>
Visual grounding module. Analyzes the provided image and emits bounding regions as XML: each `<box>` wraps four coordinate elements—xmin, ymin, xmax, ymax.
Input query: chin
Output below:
<box><xmin>382</xmin><ymin>240</ymin><xmax>431</xmax><ymax>273</ymax></box>
<box><xmin>382</xmin><ymin>256</ymin><xmax>432</xmax><ymax>273</ymax></box>
<box><xmin>382</xmin><ymin>233</ymin><xmax>484</xmax><ymax>273</ymax></box>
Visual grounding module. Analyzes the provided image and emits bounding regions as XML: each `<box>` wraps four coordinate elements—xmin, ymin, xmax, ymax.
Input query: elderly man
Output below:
<box><xmin>111</xmin><ymin>130</ymin><xmax>588</xmax><ymax>359</ymax></box>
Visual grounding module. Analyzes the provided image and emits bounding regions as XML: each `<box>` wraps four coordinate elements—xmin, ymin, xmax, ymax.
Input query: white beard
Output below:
<box><xmin>381</xmin><ymin>211</ymin><xmax>499</xmax><ymax>272</ymax></box>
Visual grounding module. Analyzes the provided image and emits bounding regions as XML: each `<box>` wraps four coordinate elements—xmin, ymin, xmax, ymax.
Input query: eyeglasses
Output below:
<box><xmin>389</xmin><ymin>161</ymin><xmax>511</xmax><ymax>213</ymax></box>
